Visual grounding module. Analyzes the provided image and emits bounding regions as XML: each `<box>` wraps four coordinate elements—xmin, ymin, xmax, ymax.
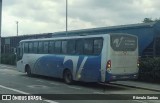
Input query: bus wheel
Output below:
<box><xmin>63</xmin><ymin>70</ymin><xmax>73</xmax><ymax>84</ymax></box>
<box><xmin>26</xmin><ymin>65</ymin><xmax>32</xmax><ymax>77</ymax></box>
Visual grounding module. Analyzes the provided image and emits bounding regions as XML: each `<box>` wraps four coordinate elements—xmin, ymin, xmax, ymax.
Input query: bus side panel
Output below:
<box><xmin>63</xmin><ymin>55</ymin><xmax>101</xmax><ymax>82</ymax></box>
<box><xmin>17</xmin><ymin>60</ymin><xmax>25</xmax><ymax>73</ymax></box>
<box><xmin>18</xmin><ymin>53</ymin><xmax>102</xmax><ymax>82</ymax></box>
<box><xmin>79</xmin><ymin>56</ymin><xmax>101</xmax><ymax>82</ymax></box>
<box><xmin>34</xmin><ymin>55</ymin><xmax>64</xmax><ymax>78</ymax></box>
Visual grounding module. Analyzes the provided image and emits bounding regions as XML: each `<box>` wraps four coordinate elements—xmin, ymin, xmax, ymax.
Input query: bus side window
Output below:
<box><xmin>84</xmin><ymin>39</ymin><xmax>94</xmax><ymax>55</ymax></box>
<box><xmin>48</xmin><ymin>41</ymin><xmax>54</xmax><ymax>53</ymax></box>
<box><xmin>67</xmin><ymin>40</ymin><xmax>75</xmax><ymax>54</ymax></box>
<box><xmin>33</xmin><ymin>42</ymin><xmax>38</xmax><ymax>53</ymax></box>
<box><xmin>17</xmin><ymin>43</ymin><xmax>23</xmax><ymax>61</ymax></box>
<box><xmin>76</xmin><ymin>39</ymin><xmax>83</xmax><ymax>55</ymax></box>
<box><xmin>38</xmin><ymin>42</ymin><xmax>44</xmax><ymax>54</ymax></box>
<box><xmin>24</xmin><ymin>43</ymin><xmax>28</xmax><ymax>53</ymax></box>
<box><xmin>44</xmin><ymin>42</ymin><xmax>49</xmax><ymax>54</ymax></box>
<box><xmin>20</xmin><ymin>43</ymin><xmax>23</xmax><ymax>57</ymax></box>
<box><xmin>94</xmin><ymin>38</ymin><xmax>103</xmax><ymax>55</ymax></box>
<box><xmin>28</xmin><ymin>42</ymin><xmax>33</xmax><ymax>53</ymax></box>
<box><xmin>54</xmin><ymin>41</ymin><xmax>61</xmax><ymax>54</ymax></box>
<box><xmin>62</xmin><ymin>41</ymin><xmax>67</xmax><ymax>54</ymax></box>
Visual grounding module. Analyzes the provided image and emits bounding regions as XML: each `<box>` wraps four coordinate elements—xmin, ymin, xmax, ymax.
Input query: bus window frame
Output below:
<box><xmin>24</xmin><ymin>42</ymin><xmax>29</xmax><ymax>53</ymax></box>
<box><xmin>83</xmin><ymin>38</ymin><xmax>94</xmax><ymax>55</ymax></box>
<box><xmin>44</xmin><ymin>41</ymin><xmax>49</xmax><ymax>54</ymax></box>
<box><xmin>54</xmin><ymin>40</ymin><xmax>62</xmax><ymax>54</ymax></box>
<box><xmin>48</xmin><ymin>41</ymin><xmax>55</xmax><ymax>54</ymax></box>
<box><xmin>93</xmin><ymin>38</ymin><xmax>103</xmax><ymax>55</ymax></box>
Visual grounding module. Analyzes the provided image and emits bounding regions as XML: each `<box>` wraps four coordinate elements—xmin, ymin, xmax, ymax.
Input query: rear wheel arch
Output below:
<box><xmin>63</xmin><ymin>68</ymin><xmax>73</xmax><ymax>84</ymax></box>
<box><xmin>25</xmin><ymin>64</ymin><xmax>32</xmax><ymax>76</ymax></box>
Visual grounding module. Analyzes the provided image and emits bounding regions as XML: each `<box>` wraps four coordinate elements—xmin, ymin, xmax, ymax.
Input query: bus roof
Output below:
<box><xmin>20</xmin><ymin>33</ymin><xmax>137</xmax><ymax>43</ymax></box>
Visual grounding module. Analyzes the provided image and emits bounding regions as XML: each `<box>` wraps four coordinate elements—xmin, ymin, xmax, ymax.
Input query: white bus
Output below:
<box><xmin>16</xmin><ymin>33</ymin><xmax>139</xmax><ymax>84</ymax></box>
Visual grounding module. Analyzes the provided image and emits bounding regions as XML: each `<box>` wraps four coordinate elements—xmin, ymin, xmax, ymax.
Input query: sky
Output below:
<box><xmin>1</xmin><ymin>0</ymin><xmax>160</xmax><ymax>37</ymax></box>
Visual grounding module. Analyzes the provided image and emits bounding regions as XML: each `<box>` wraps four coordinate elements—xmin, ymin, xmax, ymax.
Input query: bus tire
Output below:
<box><xmin>63</xmin><ymin>69</ymin><xmax>73</xmax><ymax>84</ymax></box>
<box><xmin>26</xmin><ymin>65</ymin><xmax>32</xmax><ymax>77</ymax></box>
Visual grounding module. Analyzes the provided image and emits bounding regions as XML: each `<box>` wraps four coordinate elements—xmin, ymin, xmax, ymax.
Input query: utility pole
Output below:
<box><xmin>16</xmin><ymin>21</ymin><xmax>18</xmax><ymax>36</ymax></box>
<box><xmin>0</xmin><ymin>0</ymin><xmax>2</xmax><ymax>64</ymax></box>
<box><xmin>66</xmin><ymin>0</ymin><xmax>68</xmax><ymax>36</ymax></box>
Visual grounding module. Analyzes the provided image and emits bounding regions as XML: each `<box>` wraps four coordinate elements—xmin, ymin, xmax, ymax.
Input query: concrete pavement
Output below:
<box><xmin>1</xmin><ymin>64</ymin><xmax>160</xmax><ymax>92</ymax></box>
<box><xmin>0</xmin><ymin>64</ymin><xmax>160</xmax><ymax>103</ymax></box>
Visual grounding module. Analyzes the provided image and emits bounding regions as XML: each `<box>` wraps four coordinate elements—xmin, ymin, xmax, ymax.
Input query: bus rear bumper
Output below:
<box><xmin>105</xmin><ymin>73</ymin><xmax>138</xmax><ymax>82</ymax></box>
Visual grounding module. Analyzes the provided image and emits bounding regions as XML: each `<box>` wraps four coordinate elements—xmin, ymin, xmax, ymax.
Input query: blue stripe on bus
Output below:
<box><xmin>33</xmin><ymin>55</ymin><xmax>102</xmax><ymax>82</ymax></box>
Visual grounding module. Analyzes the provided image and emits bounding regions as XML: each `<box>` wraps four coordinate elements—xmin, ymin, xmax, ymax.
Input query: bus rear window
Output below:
<box><xmin>110</xmin><ymin>35</ymin><xmax>137</xmax><ymax>51</ymax></box>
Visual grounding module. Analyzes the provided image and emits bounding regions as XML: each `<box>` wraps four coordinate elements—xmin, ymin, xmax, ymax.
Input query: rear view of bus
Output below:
<box><xmin>105</xmin><ymin>33</ymin><xmax>138</xmax><ymax>82</ymax></box>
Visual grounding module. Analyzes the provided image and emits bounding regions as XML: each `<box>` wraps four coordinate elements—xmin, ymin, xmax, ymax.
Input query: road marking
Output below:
<box><xmin>27</xmin><ymin>85</ymin><xmax>48</xmax><ymax>89</ymax></box>
<box><xmin>133</xmin><ymin>100</ymin><xmax>149</xmax><ymax>103</ymax></box>
<box><xmin>0</xmin><ymin>84</ymin><xmax>29</xmax><ymax>94</ymax></box>
<box><xmin>50</xmin><ymin>82</ymin><xmax>60</xmax><ymax>86</ymax></box>
<box><xmin>44</xmin><ymin>100</ymin><xmax>59</xmax><ymax>103</ymax></box>
<box><xmin>0</xmin><ymin>65</ymin><xmax>15</xmax><ymax>69</ymax></box>
<box><xmin>1</xmin><ymin>73</ymin><xmax>7</xmax><ymax>75</ymax></box>
<box><xmin>36</xmin><ymin>80</ymin><xmax>45</xmax><ymax>82</ymax></box>
<box><xmin>0</xmin><ymin>69</ymin><xmax>14</xmax><ymax>72</ymax></box>
<box><xmin>67</xmin><ymin>86</ymin><xmax>81</xmax><ymax>90</ymax></box>
<box><xmin>10</xmin><ymin>74</ymin><xmax>15</xmax><ymax>76</ymax></box>
<box><xmin>0</xmin><ymin>72</ymin><xmax>16</xmax><ymax>76</ymax></box>
<box><xmin>149</xmin><ymin>100</ymin><xmax>160</xmax><ymax>103</ymax></box>
<box><xmin>134</xmin><ymin>100</ymin><xmax>160</xmax><ymax>103</ymax></box>
<box><xmin>22</xmin><ymin>77</ymin><xmax>29</xmax><ymax>79</ymax></box>
<box><xmin>93</xmin><ymin>91</ymin><xmax>105</xmax><ymax>94</ymax></box>
<box><xmin>0</xmin><ymin>84</ymin><xmax>58</xmax><ymax>103</ymax></box>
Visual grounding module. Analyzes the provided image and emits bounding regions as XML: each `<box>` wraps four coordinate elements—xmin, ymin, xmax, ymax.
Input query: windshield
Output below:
<box><xmin>110</xmin><ymin>34</ymin><xmax>137</xmax><ymax>51</ymax></box>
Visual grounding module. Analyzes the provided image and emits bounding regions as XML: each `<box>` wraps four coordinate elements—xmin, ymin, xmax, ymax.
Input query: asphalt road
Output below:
<box><xmin>0</xmin><ymin>65</ymin><xmax>160</xmax><ymax>103</ymax></box>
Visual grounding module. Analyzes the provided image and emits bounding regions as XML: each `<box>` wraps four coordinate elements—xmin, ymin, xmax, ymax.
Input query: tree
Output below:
<box><xmin>154</xmin><ymin>18</ymin><xmax>160</xmax><ymax>22</ymax></box>
<box><xmin>143</xmin><ymin>18</ymin><xmax>160</xmax><ymax>23</ymax></box>
<box><xmin>143</xmin><ymin>18</ymin><xmax>153</xmax><ymax>23</ymax></box>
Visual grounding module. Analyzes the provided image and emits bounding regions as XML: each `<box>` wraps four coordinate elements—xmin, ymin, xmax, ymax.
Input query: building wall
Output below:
<box><xmin>1</xmin><ymin>33</ymin><xmax>52</xmax><ymax>54</ymax></box>
<box><xmin>1</xmin><ymin>22</ymin><xmax>160</xmax><ymax>57</ymax></box>
<box><xmin>53</xmin><ymin>23</ymin><xmax>158</xmax><ymax>57</ymax></box>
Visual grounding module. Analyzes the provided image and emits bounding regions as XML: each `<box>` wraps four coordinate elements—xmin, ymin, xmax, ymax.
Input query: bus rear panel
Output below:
<box><xmin>105</xmin><ymin>34</ymin><xmax>138</xmax><ymax>82</ymax></box>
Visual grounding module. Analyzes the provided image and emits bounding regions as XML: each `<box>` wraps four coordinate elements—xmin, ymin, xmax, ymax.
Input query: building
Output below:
<box><xmin>2</xmin><ymin>21</ymin><xmax>160</xmax><ymax>57</ymax></box>
<box><xmin>1</xmin><ymin>33</ymin><xmax>52</xmax><ymax>54</ymax></box>
<box><xmin>53</xmin><ymin>21</ymin><xmax>160</xmax><ymax>57</ymax></box>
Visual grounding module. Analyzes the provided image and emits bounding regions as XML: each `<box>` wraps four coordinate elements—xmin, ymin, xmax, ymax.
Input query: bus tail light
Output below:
<box><xmin>107</xmin><ymin>60</ymin><xmax>111</xmax><ymax>68</ymax></box>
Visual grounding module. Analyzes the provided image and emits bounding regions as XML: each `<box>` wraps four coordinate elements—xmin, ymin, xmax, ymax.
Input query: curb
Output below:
<box><xmin>110</xmin><ymin>82</ymin><xmax>160</xmax><ymax>92</ymax></box>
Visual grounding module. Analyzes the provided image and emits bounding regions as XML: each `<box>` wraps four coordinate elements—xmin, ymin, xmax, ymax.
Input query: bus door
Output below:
<box><xmin>16</xmin><ymin>44</ymin><xmax>24</xmax><ymax>72</ymax></box>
